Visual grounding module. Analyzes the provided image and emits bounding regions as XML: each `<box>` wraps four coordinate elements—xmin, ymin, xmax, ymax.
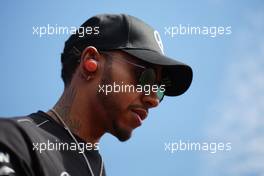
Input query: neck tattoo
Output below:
<box><xmin>50</xmin><ymin>109</ymin><xmax>104</xmax><ymax>176</ymax></box>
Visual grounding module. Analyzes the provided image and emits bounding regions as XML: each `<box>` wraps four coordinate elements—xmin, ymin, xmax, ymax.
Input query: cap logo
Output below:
<box><xmin>154</xmin><ymin>30</ymin><xmax>164</xmax><ymax>54</ymax></box>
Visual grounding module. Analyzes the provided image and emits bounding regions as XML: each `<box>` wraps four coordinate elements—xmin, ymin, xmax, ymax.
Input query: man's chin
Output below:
<box><xmin>116</xmin><ymin>132</ymin><xmax>131</xmax><ymax>142</ymax></box>
<box><xmin>112</xmin><ymin>128</ymin><xmax>132</xmax><ymax>142</ymax></box>
<box><xmin>111</xmin><ymin>123</ymin><xmax>133</xmax><ymax>142</ymax></box>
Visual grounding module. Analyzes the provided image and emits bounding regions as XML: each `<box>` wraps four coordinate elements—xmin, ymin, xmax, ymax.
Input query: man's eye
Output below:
<box><xmin>133</xmin><ymin>68</ymin><xmax>144</xmax><ymax>79</ymax></box>
<box><xmin>160</xmin><ymin>77</ymin><xmax>172</xmax><ymax>87</ymax></box>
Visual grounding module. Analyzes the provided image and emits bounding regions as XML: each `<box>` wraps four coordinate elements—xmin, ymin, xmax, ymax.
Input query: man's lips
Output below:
<box><xmin>131</xmin><ymin>108</ymin><xmax>148</xmax><ymax>122</ymax></box>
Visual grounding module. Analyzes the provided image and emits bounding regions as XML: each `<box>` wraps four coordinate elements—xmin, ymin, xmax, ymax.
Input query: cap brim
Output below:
<box><xmin>122</xmin><ymin>49</ymin><xmax>193</xmax><ymax>96</ymax></box>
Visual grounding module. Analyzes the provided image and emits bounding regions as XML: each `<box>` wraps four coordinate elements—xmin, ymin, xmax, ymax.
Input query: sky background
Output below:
<box><xmin>0</xmin><ymin>0</ymin><xmax>263</xmax><ymax>175</ymax></box>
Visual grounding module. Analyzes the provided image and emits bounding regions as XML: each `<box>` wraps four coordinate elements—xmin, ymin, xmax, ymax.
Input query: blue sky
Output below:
<box><xmin>0</xmin><ymin>0</ymin><xmax>263</xmax><ymax>175</ymax></box>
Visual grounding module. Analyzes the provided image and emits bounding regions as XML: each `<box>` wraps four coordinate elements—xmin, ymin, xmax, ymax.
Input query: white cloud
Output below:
<box><xmin>203</xmin><ymin>10</ymin><xmax>264</xmax><ymax>176</ymax></box>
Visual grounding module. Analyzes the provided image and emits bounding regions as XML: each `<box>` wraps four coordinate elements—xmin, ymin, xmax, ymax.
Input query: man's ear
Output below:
<box><xmin>81</xmin><ymin>46</ymin><xmax>100</xmax><ymax>73</ymax></box>
<box><xmin>81</xmin><ymin>46</ymin><xmax>100</xmax><ymax>61</ymax></box>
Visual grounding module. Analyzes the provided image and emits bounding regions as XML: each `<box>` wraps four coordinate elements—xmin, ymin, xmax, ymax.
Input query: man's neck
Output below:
<box><xmin>47</xmin><ymin>85</ymin><xmax>105</xmax><ymax>145</ymax></box>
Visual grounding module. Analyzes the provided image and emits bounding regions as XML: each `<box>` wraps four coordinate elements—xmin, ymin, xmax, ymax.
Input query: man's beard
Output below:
<box><xmin>96</xmin><ymin>61</ymin><xmax>131</xmax><ymax>142</ymax></box>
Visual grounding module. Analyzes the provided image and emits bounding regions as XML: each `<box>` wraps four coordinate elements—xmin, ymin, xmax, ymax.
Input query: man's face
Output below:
<box><xmin>97</xmin><ymin>51</ymin><xmax>161</xmax><ymax>141</ymax></box>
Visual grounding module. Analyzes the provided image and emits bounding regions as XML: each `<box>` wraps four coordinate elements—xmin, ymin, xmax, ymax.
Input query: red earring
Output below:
<box><xmin>84</xmin><ymin>59</ymin><xmax>97</xmax><ymax>72</ymax></box>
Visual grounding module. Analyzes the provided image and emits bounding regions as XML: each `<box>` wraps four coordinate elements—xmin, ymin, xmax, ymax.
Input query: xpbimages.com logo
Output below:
<box><xmin>32</xmin><ymin>140</ymin><xmax>99</xmax><ymax>154</ymax></box>
<box><xmin>98</xmin><ymin>82</ymin><xmax>165</xmax><ymax>95</ymax></box>
<box><xmin>32</xmin><ymin>24</ymin><xmax>100</xmax><ymax>37</ymax></box>
<box><xmin>164</xmin><ymin>24</ymin><xmax>232</xmax><ymax>38</ymax></box>
<box><xmin>164</xmin><ymin>140</ymin><xmax>232</xmax><ymax>154</ymax></box>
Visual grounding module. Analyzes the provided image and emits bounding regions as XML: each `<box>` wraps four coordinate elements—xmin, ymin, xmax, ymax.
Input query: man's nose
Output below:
<box><xmin>142</xmin><ymin>92</ymin><xmax>159</xmax><ymax>109</ymax></box>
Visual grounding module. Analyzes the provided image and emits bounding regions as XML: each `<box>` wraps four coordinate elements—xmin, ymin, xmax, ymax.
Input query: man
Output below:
<box><xmin>0</xmin><ymin>14</ymin><xmax>192</xmax><ymax>176</ymax></box>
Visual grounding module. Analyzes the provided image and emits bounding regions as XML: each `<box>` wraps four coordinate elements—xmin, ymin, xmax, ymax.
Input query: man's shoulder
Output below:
<box><xmin>0</xmin><ymin>116</ymin><xmax>37</xmax><ymax>164</ymax></box>
<box><xmin>0</xmin><ymin>113</ymin><xmax>52</xmax><ymax>142</ymax></box>
<box><xmin>0</xmin><ymin>115</ymin><xmax>38</xmax><ymax>136</ymax></box>
<box><xmin>0</xmin><ymin>116</ymin><xmax>30</xmax><ymax>137</ymax></box>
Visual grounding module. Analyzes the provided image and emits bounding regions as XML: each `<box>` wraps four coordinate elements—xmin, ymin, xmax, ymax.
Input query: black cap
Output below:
<box><xmin>64</xmin><ymin>14</ymin><xmax>193</xmax><ymax>96</ymax></box>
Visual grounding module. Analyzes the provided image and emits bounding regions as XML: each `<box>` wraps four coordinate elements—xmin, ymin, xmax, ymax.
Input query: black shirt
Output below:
<box><xmin>0</xmin><ymin>111</ymin><xmax>106</xmax><ymax>176</ymax></box>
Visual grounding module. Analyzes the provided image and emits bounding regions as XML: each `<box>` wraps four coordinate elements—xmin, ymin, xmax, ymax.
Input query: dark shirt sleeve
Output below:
<box><xmin>0</xmin><ymin>119</ymin><xmax>34</xmax><ymax>176</ymax></box>
<box><xmin>0</xmin><ymin>145</ymin><xmax>27</xmax><ymax>176</ymax></box>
